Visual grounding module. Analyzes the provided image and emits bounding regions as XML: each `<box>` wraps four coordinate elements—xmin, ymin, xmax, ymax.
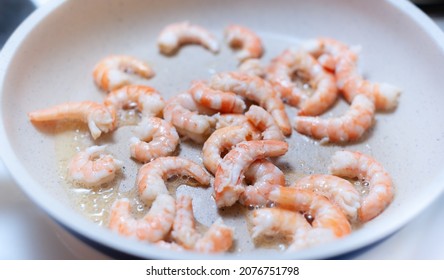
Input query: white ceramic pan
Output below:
<box><xmin>1</xmin><ymin>0</ymin><xmax>444</xmax><ymax>259</ymax></box>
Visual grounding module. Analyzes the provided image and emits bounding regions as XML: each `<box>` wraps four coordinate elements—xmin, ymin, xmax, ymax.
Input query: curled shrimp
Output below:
<box><xmin>209</xmin><ymin>71</ymin><xmax>291</xmax><ymax>136</ymax></box>
<box><xmin>267</xmin><ymin>48</ymin><xmax>338</xmax><ymax>116</ymax></box>
<box><xmin>251</xmin><ymin>207</ymin><xmax>336</xmax><ymax>251</ymax></box>
<box><xmin>225</xmin><ymin>24</ymin><xmax>263</xmax><ymax>62</ymax></box>
<box><xmin>67</xmin><ymin>145</ymin><xmax>123</xmax><ymax>187</ymax></box>
<box><xmin>294</xmin><ymin>94</ymin><xmax>375</xmax><ymax>143</ymax></box>
<box><xmin>130</xmin><ymin>117</ymin><xmax>180</xmax><ymax>163</ymax></box>
<box><xmin>163</xmin><ymin>93</ymin><xmax>217</xmax><ymax>143</ymax></box>
<box><xmin>189</xmin><ymin>81</ymin><xmax>246</xmax><ymax>113</ymax></box>
<box><xmin>293</xmin><ymin>174</ymin><xmax>361</xmax><ymax>221</ymax></box>
<box><xmin>329</xmin><ymin>150</ymin><xmax>394</xmax><ymax>222</ymax></box>
<box><xmin>93</xmin><ymin>55</ymin><xmax>155</xmax><ymax>92</ymax></box>
<box><xmin>238</xmin><ymin>59</ymin><xmax>266</xmax><ymax>78</ymax></box>
<box><xmin>301</xmin><ymin>38</ymin><xmax>401</xmax><ymax>111</ymax></box>
<box><xmin>104</xmin><ymin>85</ymin><xmax>165</xmax><ymax>120</ymax></box>
<box><xmin>269</xmin><ymin>187</ymin><xmax>351</xmax><ymax>239</ymax></box>
<box><xmin>215</xmin><ymin>113</ymin><xmax>251</xmax><ymax>130</ymax></box>
<box><xmin>202</xmin><ymin>125</ymin><xmax>259</xmax><ymax>175</ymax></box>
<box><xmin>137</xmin><ymin>156</ymin><xmax>211</xmax><ymax>205</ymax></box>
<box><xmin>214</xmin><ymin>140</ymin><xmax>288</xmax><ymax>208</ymax></box>
<box><xmin>245</xmin><ymin>105</ymin><xmax>284</xmax><ymax>141</ymax></box>
<box><xmin>157</xmin><ymin>21</ymin><xmax>219</xmax><ymax>55</ymax></box>
<box><xmin>239</xmin><ymin>159</ymin><xmax>285</xmax><ymax>207</ymax></box>
<box><xmin>28</xmin><ymin>101</ymin><xmax>116</xmax><ymax>139</ymax></box>
<box><xmin>172</xmin><ymin>195</ymin><xmax>234</xmax><ymax>253</ymax></box>
<box><xmin>108</xmin><ymin>194</ymin><xmax>175</xmax><ymax>242</ymax></box>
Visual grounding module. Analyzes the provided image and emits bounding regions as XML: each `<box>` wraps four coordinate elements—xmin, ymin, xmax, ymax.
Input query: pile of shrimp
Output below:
<box><xmin>27</xmin><ymin>21</ymin><xmax>399</xmax><ymax>254</ymax></box>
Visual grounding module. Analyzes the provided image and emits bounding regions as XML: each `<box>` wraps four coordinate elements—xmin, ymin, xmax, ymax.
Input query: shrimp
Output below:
<box><xmin>267</xmin><ymin>48</ymin><xmax>338</xmax><ymax>116</ymax></box>
<box><xmin>251</xmin><ymin>207</ymin><xmax>336</xmax><ymax>251</ymax></box>
<box><xmin>225</xmin><ymin>24</ymin><xmax>263</xmax><ymax>62</ymax></box>
<box><xmin>172</xmin><ymin>195</ymin><xmax>234</xmax><ymax>253</ymax></box>
<box><xmin>202</xmin><ymin>125</ymin><xmax>259</xmax><ymax>175</ymax></box>
<box><xmin>163</xmin><ymin>93</ymin><xmax>217</xmax><ymax>143</ymax></box>
<box><xmin>215</xmin><ymin>113</ymin><xmax>251</xmax><ymax>130</ymax></box>
<box><xmin>108</xmin><ymin>194</ymin><xmax>175</xmax><ymax>242</ymax></box>
<box><xmin>137</xmin><ymin>156</ymin><xmax>211</xmax><ymax>205</ymax></box>
<box><xmin>92</xmin><ymin>55</ymin><xmax>155</xmax><ymax>92</ymax></box>
<box><xmin>328</xmin><ymin>150</ymin><xmax>394</xmax><ymax>222</ymax></box>
<box><xmin>239</xmin><ymin>159</ymin><xmax>285</xmax><ymax>207</ymax></box>
<box><xmin>294</xmin><ymin>94</ymin><xmax>375</xmax><ymax>143</ymax></box>
<box><xmin>209</xmin><ymin>71</ymin><xmax>291</xmax><ymax>136</ymax></box>
<box><xmin>130</xmin><ymin>117</ymin><xmax>180</xmax><ymax>163</ymax></box>
<box><xmin>214</xmin><ymin>140</ymin><xmax>289</xmax><ymax>208</ymax></box>
<box><xmin>28</xmin><ymin>101</ymin><xmax>116</xmax><ymax>139</ymax></box>
<box><xmin>67</xmin><ymin>145</ymin><xmax>123</xmax><ymax>187</ymax></box>
<box><xmin>188</xmin><ymin>81</ymin><xmax>246</xmax><ymax>113</ymax></box>
<box><xmin>238</xmin><ymin>59</ymin><xmax>266</xmax><ymax>78</ymax></box>
<box><xmin>293</xmin><ymin>174</ymin><xmax>361</xmax><ymax>221</ymax></box>
<box><xmin>269</xmin><ymin>187</ymin><xmax>351</xmax><ymax>239</ymax></box>
<box><xmin>104</xmin><ymin>85</ymin><xmax>165</xmax><ymax>120</ymax></box>
<box><xmin>157</xmin><ymin>21</ymin><xmax>219</xmax><ymax>55</ymax></box>
<box><xmin>245</xmin><ymin>105</ymin><xmax>284</xmax><ymax>141</ymax></box>
<box><xmin>301</xmin><ymin>38</ymin><xmax>401</xmax><ymax>110</ymax></box>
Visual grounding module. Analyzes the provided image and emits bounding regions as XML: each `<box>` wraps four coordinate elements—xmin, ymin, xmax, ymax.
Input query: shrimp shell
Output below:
<box><xmin>93</xmin><ymin>55</ymin><xmax>154</xmax><ymax>92</ymax></box>
<box><xmin>157</xmin><ymin>21</ymin><xmax>219</xmax><ymax>55</ymax></box>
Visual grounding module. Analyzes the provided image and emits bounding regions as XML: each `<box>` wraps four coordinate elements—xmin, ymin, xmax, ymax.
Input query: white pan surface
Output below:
<box><xmin>1</xmin><ymin>0</ymin><xmax>444</xmax><ymax>259</ymax></box>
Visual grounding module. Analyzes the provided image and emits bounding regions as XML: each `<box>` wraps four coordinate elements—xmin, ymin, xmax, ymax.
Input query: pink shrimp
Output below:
<box><xmin>209</xmin><ymin>71</ymin><xmax>291</xmax><ymax>136</ymax></box>
<box><xmin>267</xmin><ymin>48</ymin><xmax>338</xmax><ymax>116</ymax></box>
<box><xmin>225</xmin><ymin>24</ymin><xmax>263</xmax><ymax>62</ymax></box>
<box><xmin>163</xmin><ymin>92</ymin><xmax>217</xmax><ymax>143</ymax></box>
<box><xmin>67</xmin><ymin>145</ymin><xmax>123</xmax><ymax>187</ymax></box>
<box><xmin>108</xmin><ymin>194</ymin><xmax>175</xmax><ymax>242</ymax></box>
<box><xmin>293</xmin><ymin>174</ymin><xmax>361</xmax><ymax>221</ymax></box>
<box><xmin>172</xmin><ymin>195</ymin><xmax>234</xmax><ymax>253</ymax></box>
<box><xmin>269</xmin><ymin>187</ymin><xmax>352</xmax><ymax>239</ymax></box>
<box><xmin>238</xmin><ymin>59</ymin><xmax>266</xmax><ymax>78</ymax></box>
<box><xmin>328</xmin><ymin>150</ymin><xmax>394</xmax><ymax>222</ymax></box>
<box><xmin>294</xmin><ymin>94</ymin><xmax>375</xmax><ymax>143</ymax></box>
<box><xmin>239</xmin><ymin>159</ymin><xmax>285</xmax><ymax>207</ymax></box>
<box><xmin>28</xmin><ymin>101</ymin><xmax>116</xmax><ymax>139</ymax></box>
<box><xmin>130</xmin><ymin>117</ymin><xmax>180</xmax><ymax>163</ymax></box>
<box><xmin>188</xmin><ymin>80</ymin><xmax>246</xmax><ymax>113</ymax></box>
<box><xmin>137</xmin><ymin>156</ymin><xmax>211</xmax><ymax>205</ymax></box>
<box><xmin>157</xmin><ymin>21</ymin><xmax>219</xmax><ymax>55</ymax></box>
<box><xmin>245</xmin><ymin>105</ymin><xmax>284</xmax><ymax>141</ymax></box>
<box><xmin>93</xmin><ymin>55</ymin><xmax>155</xmax><ymax>92</ymax></box>
<box><xmin>104</xmin><ymin>85</ymin><xmax>165</xmax><ymax>120</ymax></box>
<box><xmin>214</xmin><ymin>140</ymin><xmax>288</xmax><ymax>208</ymax></box>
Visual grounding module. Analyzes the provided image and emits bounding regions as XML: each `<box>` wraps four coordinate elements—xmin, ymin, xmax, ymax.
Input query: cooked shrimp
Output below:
<box><xmin>238</xmin><ymin>59</ymin><xmax>266</xmax><ymax>78</ymax></box>
<box><xmin>225</xmin><ymin>24</ymin><xmax>263</xmax><ymax>62</ymax></box>
<box><xmin>245</xmin><ymin>105</ymin><xmax>284</xmax><ymax>141</ymax></box>
<box><xmin>202</xmin><ymin>125</ymin><xmax>259</xmax><ymax>175</ymax></box>
<box><xmin>104</xmin><ymin>85</ymin><xmax>165</xmax><ymax>120</ymax></box>
<box><xmin>163</xmin><ymin>93</ymin><xmax>217</xmax><ymax>143</ymax></box>
<box><xmin>214</xmin><ymin>140</ymin><xmax>289</xmax><ymax>208</ymax></box>
<box><xmin>28</xmin><ymin>101</ymin><xmax>116</xmax><ymax>139</ymax></box>
<box><xmin>108</xmin><ymin>194</ymin><xmax>175</xmax><ymax>242</ymax></box>
<box><xmin>92</xmin><ymin>55</ymin><xmax>154</xmax><ymax>92</ymax></box>
<box><xmin>293</xmin><ymin>174</ymin><xmax>361</xmax><ymax>221</ymax></box>
<box><xmin>239</xmin><ymin>159</ymin><xmax>285</xmax><ymax>207</ymax></box>
<box><xmin>209</xmin><ymin>72</ymin><xmax>291</xmax><ymax>136</ymax></box>
<box><xmin>269</xmin><ymin>187</ymin><xmax>351</xmax><ymax>239</ymax></box>
<box><xmin>301</xmin><ymin>38</ymin><xmax>401</xmax><ymax>110</ymax></box>
<box><xmin>137</xmin><ymin>156</ymin><xmax>211</xmax><ymax>205</ymax></box>
<box><xmin>171</xmin><ymin>195</ymin><xmax>234</xmax><ymax>253</ymax></box>
<box><xmin>189</xmin><ymin>81</ymin><xmax>246</xmax><ymax>113</ymax></box>
<box><xmin>157</xmin><ymin>21</ymin><xmax>219</xmax><ymax>55</ymax></box>
<box><xmin>329</xmin><ymin>150</ymin><xmax>394</xmax><ymax>222</ymax></box>
<box><xmin>294</xmin><ymin>94</ymin><xmax>375</xmax><ymax>143</ymax></box>
<box><xmin>215</xmin><ymin>113</ymin><xmax>251</xmax><ymax>130</ymax></box>
<box><xmin>251</xmin><ymin>207</ymin><xmax>336</xmax><ymax>251</ymax></box>
<box><xmin>267</xmin><ymin>48</ymin><xmax>338</xmax><ymax>116</ymax></box>
<box><xmin>130</xmin><ymin>117</ymin><xmax>180</xmax><ymax>163</ymax></box>
<box><xmin>67</xmin><ymin>145</ymin><xmax>123</xmax><ymax>187</ymax></box>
